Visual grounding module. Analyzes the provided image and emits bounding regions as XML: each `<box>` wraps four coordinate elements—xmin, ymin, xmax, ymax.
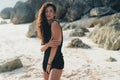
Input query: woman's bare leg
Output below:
<box><xmin>48</xmin><ymin>69</ymin><xmax>63</xmax><ymax>80</ymax></box>
<box><xmin>44</xmin><ymin>72</ymin><xmax>49</xmax><ymax>80</ymax></box>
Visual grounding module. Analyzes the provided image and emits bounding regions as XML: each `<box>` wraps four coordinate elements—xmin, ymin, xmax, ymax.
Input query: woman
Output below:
<box><xmin>36</xmin><ymin>2</ymin><xmax>64</xmax><ymax>80</ymax></box>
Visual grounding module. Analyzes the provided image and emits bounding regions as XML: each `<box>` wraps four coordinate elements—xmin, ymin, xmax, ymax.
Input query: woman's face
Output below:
<box><xmin>45</xmin><ymin>6</ymin><xmax>56</xmax><ymax>21</ymax></box>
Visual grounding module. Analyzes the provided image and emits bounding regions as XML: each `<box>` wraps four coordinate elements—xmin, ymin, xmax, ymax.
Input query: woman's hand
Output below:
<box><xmin>46</xmin><ymin>64</ymin><xmax>51</xmax><ymax>74</ymax></box>
<box><xmin>40</xmin><ymin>44</ymin><xmax>48</xmax><ymax>52</ymax></box>
<box><xmin>40</xmin><ymin>37</ymin><xmax>60</xmax><ymax>52</ymax></box>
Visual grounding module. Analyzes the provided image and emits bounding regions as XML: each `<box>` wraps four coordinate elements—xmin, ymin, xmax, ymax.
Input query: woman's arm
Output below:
<box><xmin>36</xmin><ymin>22</ymin><xmax>60</xmax><ymax>52</ymax></box>
<box><xmin>47</xmin><ymin>21</ymin><xmax>62</xmax><ymax>65</ymax></box>
<box><xmin>40</xmin><ymin>37</ymin><xmax>61</xmax><ymax>52</ymax></box>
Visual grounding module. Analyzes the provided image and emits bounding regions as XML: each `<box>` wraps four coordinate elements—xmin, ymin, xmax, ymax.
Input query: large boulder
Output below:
<box><xmin>65</xmin><ymin>1</ymin><xmax>84</xmax><ymax>21</ymax></box>
<box><xmin>0</xmin><ymin>57</ymin><xmax>23</xmax><ymax>73</ymax></box>
<box><xmin>84</xmin><ymin>0</ymin><xmax>103</xmax><ymax>7</ymax></box>
<box><xmin>101</xmin><ymin>0</ymin><xmax>120</xmax><ymax>12</ymax></box>
<box><xmin>62</xmin><ymin>18</ymin><xmax>96</xmax><ymax>30</ymax></box>
<box><xmin>1</xmin><ymin>0</ymin><xmax>120</xmax><ymax>24</ymax></box>
<box><xmin>1</xmin><ymin>0</ymin><xmax>119</xmax><ymax>24</ymax></box>
<box><xmin>10</xmin><ymin>1</ymin><xmax>35</xmax><ymax>24</ymax></box>
<box><xmin>0</xmin><ymin>7</ymin><xmax>13</xmax><ymax>19</ymax></box>
<box><xmin>26</xmin><ymin>0</ymin><xmax>46</xmax><ymax>13</ymax></box>
<box><xmin>90</xmin><ymin>7</ymin><xmax>116</xmax><ymax>17</ymax></box>
<box><xmin>89</xmin><ymin>17</ymin><xmax>120</xmax><ymax>50</ymax></box>
<box><xmin>52</xmin><ymin>0</ymin><xmax>67</xmax><ymax>19</ymax></box>
<box><xmin>91</xmin><ymin>13</ymin><xmax>120</xmax><ymax>27</ymax></box>
<box><xmin>30</xmin><ymin>0</ymin><xmax>107</xmax><ymax>21</ymax></box>
<box><xmin>26</xmin><ymin>20</ymin><xmax>37</xmax><ymax>37</ymax></box>
<box><xmin>65</xmin><ymin>0</ymin><xmax>92</xmax><ymax>21</ymax></box>
<box><xmin>27</xmin><ymin>0</ymin><xmax>67</xmax><ymax>20</ymax></box>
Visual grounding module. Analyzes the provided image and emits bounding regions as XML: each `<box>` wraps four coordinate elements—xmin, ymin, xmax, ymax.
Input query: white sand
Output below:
<box><xmin>0</xmin><ymin>18</ymin><xmax>120</xmax><ymax>80</ymax></box>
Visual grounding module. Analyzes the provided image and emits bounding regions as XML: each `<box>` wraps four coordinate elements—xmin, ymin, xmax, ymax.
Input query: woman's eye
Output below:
<box><xmin>50</xmin><ymin>10</ymin><xmax>53</xmax><ymax>12</ymax></box>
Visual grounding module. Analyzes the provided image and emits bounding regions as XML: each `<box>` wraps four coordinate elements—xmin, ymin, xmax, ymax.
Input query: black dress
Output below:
<box><xmin>42</xmin><ymin>20</ymin><xmax>64</xmax><ymax>72</ymax></box>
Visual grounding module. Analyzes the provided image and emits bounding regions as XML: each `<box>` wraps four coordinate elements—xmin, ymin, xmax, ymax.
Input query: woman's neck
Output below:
<box><xmin>48</xmin><ymin>19</ymin><xmax>55</xmax><ymax>25</ymax></box>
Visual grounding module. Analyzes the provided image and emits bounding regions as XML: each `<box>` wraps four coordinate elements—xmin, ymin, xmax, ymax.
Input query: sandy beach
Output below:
<box><xmin>0</xmin><ymin>18</ymin><xmax>120</xmax><ymax>80</ymax></box>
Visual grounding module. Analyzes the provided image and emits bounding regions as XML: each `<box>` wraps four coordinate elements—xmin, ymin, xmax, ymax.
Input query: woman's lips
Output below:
<box><xmin>47</xmin><ymin>16</ymin><xmax>51</xmax><ymax>18</ymax></box>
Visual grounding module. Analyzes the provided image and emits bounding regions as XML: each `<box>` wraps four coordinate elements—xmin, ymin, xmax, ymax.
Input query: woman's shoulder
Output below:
<box><xmin>51</xmin><ymin>20</ymin><xmax>61</xmax><ymax>28</ymax></box>
<box><xmin>51</xmin><ymin>20</ymin><xmax>62</xmax><ymax>32</ymax></box>
<box><xmin>51</xmin><ymin>19</ymin><xmax>59</xmax><ymax>24</ymax></box>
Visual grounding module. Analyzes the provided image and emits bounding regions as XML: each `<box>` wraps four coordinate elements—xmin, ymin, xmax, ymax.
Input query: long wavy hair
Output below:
<box><xmin>37</xmin><ymin>2</ymin><xmax>56</xmax><ymax>45</ymax></box>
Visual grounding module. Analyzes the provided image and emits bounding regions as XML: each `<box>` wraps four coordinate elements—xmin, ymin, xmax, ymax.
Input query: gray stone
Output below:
<box><xmin>76</xmin><ymin>27</ymin><xmax>89</xmax><ymax>32</ymax></box>
<box><xmin>90</xmin><ymin>7</ymin><xmax>116</xmax><ymax>17</ymax></box>
<box><xmin>0</xmin><ymin>7</ymin><xmax>13</xmax><ymax>19</ymax></box>
<box><xmin>0</xmin><ymin>21</ymin><xmax>7</xmax><ymax>25</ymax></box>
<box><xmin>26</xmin><ymin>20</ymin><xmax>37</xmax><ymax>37</ymax></box>
<box><xmin>10</xmin><ymin>1</ymin><xmax>35</xmax><ymax>24</ymax></box>
<box><xmin>69</xmin><ymin>29</ymin><xmax>85</xmax><ymax>37</ymax></box>
<box><xmin>91</xmin><ymin>12</ymin><xmax>120</xmax><ymax>27</ymax></box>
<box><xmin>65</xmin><ymin>2</ymin><xmax>84</xmax><ymax>21</ymax></box>
<box><xmin>106</xmin><ymin>57</ymin><xmax>117</xmax><ymax>62</ymax></box>
<box><xmin>89</xmin><ymin>17</ymin><xmax>120</xmax><ymax>50</ymax></box>
<box><xmin>0</xmin><ymin>58</ymin><xmax>23</xmax><ymax>73</ymax></box>
<box><xmin>67</xmin><ymin>38</ymin><xmax>90</xmax><ymax>49</ymax></box>
<box><xmin>85</xmin><ymin>0</ymin><xmax>103</xmax><ymax>7</ymax></box>
<box><xmin>0</xmin><ymin>0</ymin><xmax>119</xmax><ymax>24</ymax></box>
<box><xmin>62</xmin><ymin>18</ymin><xmax>96</xmax><ymax>30</ymax></box>
<box><xmin>65</xmin><ymin>0</ymin><xmax>92</xmax><ymax>21</ymax></box>
<box><xmin>26</xmin><ymin>0</ymin><xmax>46</xmax><ymax>13</ymax></box>
<box><xmin>101</xmin><ymin>0</ymin><xmax>120</xmax><ymax>12</ymax></box>
<box><xmin>51</xmin><ymin>0</ymin><xmax>67</xmax><ymax>19</ymax></box>
<box><xmin>62</xmin><ymin>24</ymin><xmax>77</xmax><ymax>30</ymax></box>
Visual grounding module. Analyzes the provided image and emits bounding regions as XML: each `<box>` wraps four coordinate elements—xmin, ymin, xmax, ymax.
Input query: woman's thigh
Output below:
<box><xmin>44</xmin><ymin>72</ymin><xmax>49</xmax><ymax>80</ymax></box>
<box><xmin>49</xmin><ymin>68</ymin><xmax>63</xmax><ymax>80</ymax></box>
